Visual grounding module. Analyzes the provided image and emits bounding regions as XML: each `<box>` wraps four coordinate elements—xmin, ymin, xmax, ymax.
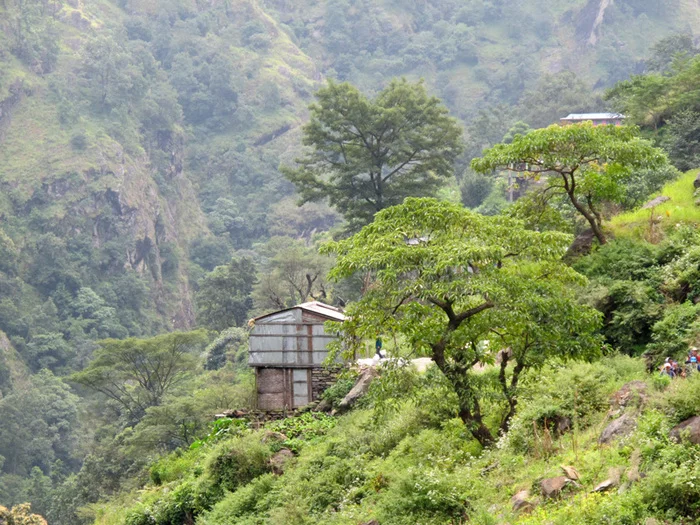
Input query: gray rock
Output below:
<box><xmin>269</xmin><ymin>448</ymin><xmax>294</xmax><ymax>474</ymax></box>
<box><xmin>592</xmin><ymin>479</ymin><xmax>616</xmax><ymax>492</ymax></box>
<box><xmin>560</xmin><ymin>465</ymin><xmax>580</xmax><ymax>480</ymax></box>
<box><xmin>511</xmin><ymin>489</ymin><xmax>534</xmax><ymax>512</ymax></box>
<box><xmin>541</xmin><ymin>476</ymin><xmax>569</xmax><ymax>498</ymax></box>
<box><xmin>336</xmin><ymin>367</ymin><xmax>378</xmax><ymax>413</ymax></box>
<box><xmin>315</xmin><ymin>398</ymin><xmax>331</xmax><ymax>412</ymax></box>
<box><xmin>261</xmin><ymin>431</ymin><xmax>287</xmax><ymax>444</ymax></box>
<box><xmin>695</xmin><ymin>171</ymin><xmax>700</xmax><ymax>189</ymax></box>
<box><xmin>610</xmin><ymin>381</ymin><xmax>649</xmax><ymax>411</ymax></box>
<box><xmin>670</xmin><ymin>415</ymin><xmax>700</xmax><ymax>444</ymax></box>
<box><xmin>599</xmin><ymin>413</ymin><xmax>637</xmax><ymax>444</ymax></box>
<box><xmin>642</xmin><ymin>196</ymin><xmax>670</xmax><ymax>209</ymax></box>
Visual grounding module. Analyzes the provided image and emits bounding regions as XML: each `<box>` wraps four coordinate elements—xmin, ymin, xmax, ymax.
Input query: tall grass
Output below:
<box><xmin>610</xmin><ymin>169</ymin><xmax>700</xmax><ymax>240</ymax></box>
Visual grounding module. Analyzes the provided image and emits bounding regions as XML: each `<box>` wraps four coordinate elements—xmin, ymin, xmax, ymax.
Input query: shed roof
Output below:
<box><xmin>252</xmin><ymin>301</ymin><xmax>346</xmax><ymax>323</ymax></box>
<box><xmin>560</xmin><ymin>113</ymin><xmax>625</xmax><ymax>121</ymax></box>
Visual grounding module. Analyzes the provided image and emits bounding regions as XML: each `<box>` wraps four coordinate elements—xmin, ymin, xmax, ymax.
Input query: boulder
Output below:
<box><xmin>560</xmin><ymin>465</ymin><xmax>580</xmax><ymax>481</ymax></box>
<box><xmin>599</xmin><ymin>413</ymin><xmax>637</xmax><ymax>444</ymax></box>
<box><xmin>610</xmin><ymin>381</ymin><xmax>648</xmax><ymax>411</ymax></box>
<box><xmin>315</xmin><ymin>398</ymin><xmax>332</xmax><ymax>412</ymax></box>
<box><xmin>269</xmin><ymin>448</ymin><xmax>294</xmax><ymax>474</ymax></box>
<box><xmin>261</xmin><ymin>431</ymin><xmax>287</xmax><ymax>444</ymax></box>
<box><xmin>641</xmin><ymin>196</ymin><xmax>671</xmax><ymax>209</ymax></box>
<box><xmin>670</xmin><ymin>415</ymin><xmax>700</xmax><ymax>444</ymax></box>
<box><xmin>592</xmin><ymin>479</ymin><xmax>616</xmax><ymax>492</ymax></box>
<box><xmin>565</xmin><ymin>229</ymin><xmax>596</xmax><ymax>259</ymax></box>
<box><xmin>336</xmin><ymin>367</ymin><xmax>378</xmax><ymax>413</ymax></box>
<box><xmin>511</xmin><ymin>489</ymin><xmax>534</xmax><ymax>512</ymax></box>
<box><xmin>541</xmin><ymin>476</ymin><xmax>569</xmax><ymax>498</ymax></box>
<box><xmin>695</xmin><ymin>171</ymin><xmax>700</xmax><ymax>189</ymax></box>
<box><xmin>359</xmin><ymin>521</ymin><xmax>379</xmax><ymax>525</ymax></box>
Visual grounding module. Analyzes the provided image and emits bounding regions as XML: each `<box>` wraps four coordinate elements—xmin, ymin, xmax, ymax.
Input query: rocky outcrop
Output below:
<box><xmin>592</xmin><ymin>478</ymin><xmax>616</xmax><ymax>492</ymax></box>
<box><xmin>541</xmin><ymin>476</ymin><xmax>570</xmax><ymax>498</ymax></box>
<box><xmin>599</xmin><ymin>413</ymin><xmax>637</xmax><ymax>444</ymax></box>
<box><xmin>565</xmin><ymin>229</ymin><xmax>596</xmax><ymax>259</ymax></box>
<box><xmin>610</xmin><ymin>381</ymin><xmax>649</xmax><ymax>412</ymax></box>
<box><xmin>511</xmin><ymin>490</ymin><xmax>534</xmax><ymax>512</ymax></box>
<box><xmin>642</xmin><ymin>196</ymin><xmax>671</xmax><ymax>209</ymax></box>
<box><xmin>670</xmin><ymin>416</ymin><xmax>700</xmax><ymax>444</ymax></box>
<box><xmin>560</xmin><ymin>465</ymin><xmax>580</xmax><ymax>481</ymax></box>
<box><xmin>336</xmin><ymin>367</ymin><xmax>378</xmax><ymax>413</ymax></box>
<box><xmin>269</xmin><ymin>448</ymin><xmax>294</xmax><ymax>474</ymax></box>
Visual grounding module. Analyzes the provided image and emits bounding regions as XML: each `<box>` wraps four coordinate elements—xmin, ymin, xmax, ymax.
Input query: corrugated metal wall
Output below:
<box><xmin>250</xmin><ymin>307</ymin><xmax>340</xmax><ymax>409</ymax></box>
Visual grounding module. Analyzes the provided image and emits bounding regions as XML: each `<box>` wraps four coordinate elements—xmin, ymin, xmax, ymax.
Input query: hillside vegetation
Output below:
<box><xmin>3</xmin><ymin>0</ymin><xmax>700</xmax><ymax>524</ymax></box>
<box><xmin>90</xmin><ymin>356</ymin><xmax>700</xmax><ymax>525</ymax></box>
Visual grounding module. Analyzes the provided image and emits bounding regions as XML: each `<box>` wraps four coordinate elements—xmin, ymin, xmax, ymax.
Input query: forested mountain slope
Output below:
<box><xmin>0</xmin><ymin>0</ymin><xmax>697</xmax><ymax>375</ymax></box>
<box><xmin>2</xmin><ymin>1</ymin><xmax>700</xmax><ymax>522</ymax></box>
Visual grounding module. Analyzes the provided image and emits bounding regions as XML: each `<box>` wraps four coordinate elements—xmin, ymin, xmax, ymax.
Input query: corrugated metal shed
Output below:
<box><xmin>561</xmin><ymin>113</ymin><xmax>625</xmax><ymax>121</ymax></box>
<box><xmin>248</xmin><ymin>302</ymin><xmax>346</xmax><ymax>410</ymax></box>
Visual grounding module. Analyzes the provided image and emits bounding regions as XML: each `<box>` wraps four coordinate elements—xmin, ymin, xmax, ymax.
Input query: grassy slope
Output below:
<box><xmin>88</xmin><ymin>355</ymin><xmax>700</xmax><ymax>525</ymax></box>
<box><xmin>610</xmin><ymin>169</ymin><xmax>700</xmax><ymax>239</ymax></box>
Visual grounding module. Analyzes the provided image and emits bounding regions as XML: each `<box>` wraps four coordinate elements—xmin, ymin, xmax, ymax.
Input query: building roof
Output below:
<box><xmin>560</xmin><ymin>113</ymin><xmax>625</xmax><ymax>121</ymax></box>
<box><xmin>252</xmin><ymin>301</ymin><xmax>346</xmax><ymax>323</ymax></box>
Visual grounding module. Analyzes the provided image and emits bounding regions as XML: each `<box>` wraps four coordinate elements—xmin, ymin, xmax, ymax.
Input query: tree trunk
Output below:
<box><xmin>567</xmin><ymin>190</ymin><xmax>607</xmax><ymax>245</ymax></box>
<box><xmin>458</xmin><ymin>401</ymin><xmax>495</xmax><ymax>447</ymax></box>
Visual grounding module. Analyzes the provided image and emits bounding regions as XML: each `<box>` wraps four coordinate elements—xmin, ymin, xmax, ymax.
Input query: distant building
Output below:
<box><xmin>248</xmin><ymin>301</ymin><xmax>346</xmax><ymax>410</ymax></box>
<box><xmin>560</xmin><ymin>113</ymin><xmax>625</xmax><ymax>126</ymax></box>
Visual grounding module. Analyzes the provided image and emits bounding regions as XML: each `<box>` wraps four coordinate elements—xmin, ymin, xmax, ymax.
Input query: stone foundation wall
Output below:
<box><xmin>311</xmin><ymin>367</ymin><xmax>342</xmax><ymax>401</ymax></box>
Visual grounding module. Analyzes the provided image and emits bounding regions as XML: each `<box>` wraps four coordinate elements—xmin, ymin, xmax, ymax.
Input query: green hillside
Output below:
<box><xmin>3</xmin><ymin>0</ymin><xmax>700</xmax><ymax>523</ymax></box>
<box><xmin>87</xmin><ymin>356</ymin><xmax>700</xmax><ymax>525</ymax></box>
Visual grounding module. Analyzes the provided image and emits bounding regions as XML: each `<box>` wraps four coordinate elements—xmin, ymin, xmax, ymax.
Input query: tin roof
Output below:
<box><xmin>252</xmin><ymin>301</ymin><xmax>346</xmax><ymax>323</ymax></box>
<box><xmin>560</xmin><ymin>113</ymin><xmax>625</xmax><ymax>121</ymax></box>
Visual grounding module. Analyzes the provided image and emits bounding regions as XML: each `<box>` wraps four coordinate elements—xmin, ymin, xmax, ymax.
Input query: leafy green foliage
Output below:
<box><xmin>324</xmin><ymin>198</ymin><xmax>601</xmax><ymax>445</ymax></box>
<box><xmin>71</xmin><ymin>331</ymin><xmax>207</xmax><ymax>422</ymax></box>
<box><xmin>204</xmin><ymin>328</ymin><xmax>248</xmax><ymax>371</ymax></box>
<box><xmin>647</xmin><ymin>302</ymin><xmax>700</xmax><ymax>362</ymax></box>
<box><xmin>283</xmin><ymin>79</ymin><xmax>463</xmax><ymax>230</ymax></box>
<box><xmin>252</xmin><ymin>237</ymin><xmax>333</xmax><ymax>313</ymax></box>
<box><xmin>205</xmin><ymin>435</ymin><xmax>273</xmax><ymax>493</ymax></box>
<box><xmin>472</xmin><ymin>123</ymin><xmax>669</xmax><ymax>244</ymax></box>
<box><xmin>196</xmin><ymin>258</ymin><xmax>256</xmax><ymax>331</ymax></box>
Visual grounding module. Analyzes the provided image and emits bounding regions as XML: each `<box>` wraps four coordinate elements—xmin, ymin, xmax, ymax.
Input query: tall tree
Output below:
<box><xmin>252</xmin><ymin>237</ymin><xmax>333</xmax><ymax>312</ymax></box>
<box><xmin>71</xmin><ymin>331</ymin><xmax>207</xmax><ymax>422</ymax></box>
<box><xmin>283</xmin><ymin>79</ymin><xmax>463</xmax><ymax>231</ymax></box>
<box><xmin>323</xmin><ymin>198</ymin><xmax>601</xmax><ymax>446</ymax></box>
<box><xmin>196</xmin><ymin>258</ymin><xmax>256</xmax><ymax>331</ymax></box>
<box><xmin>471</xmin><ymin>123</ymin><xmax>668</xmax><ymax>245</ymax></box>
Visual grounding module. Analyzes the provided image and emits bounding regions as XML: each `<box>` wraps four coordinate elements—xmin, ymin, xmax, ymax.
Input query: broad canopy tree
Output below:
<box><xmin>71</xmin><ymin>331</ymin><xmax>207</xmax><ymax>423</ymax></box>
<box><xmin>471</xmin><ymin>123</ymin><xmax>668</xmax><ymax>245</ymax></box>
<box><xmin>196</xmin><ymin>257</ymin><xmax>256</xmax><ymax>331</ymax></box>
<box><xmin>283</xmin><ymin>79</ymin><xmax>463</xmax><ymax>231</ymax></box>
<box><xmin>323</xmin><ymin>198</ymin><xmax>602</xmax><ymax>446</ymax></box>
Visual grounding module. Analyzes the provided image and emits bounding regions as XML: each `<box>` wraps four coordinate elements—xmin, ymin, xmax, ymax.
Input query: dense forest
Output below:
<box><xmin>2</xmin><ymin>0</ymin><xmax>700</xmax><ymax>523</ymax></box>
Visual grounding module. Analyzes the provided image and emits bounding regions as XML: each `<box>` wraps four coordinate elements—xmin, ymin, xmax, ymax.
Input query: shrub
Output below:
<box><xmin>640</xmin><ymin>443</ymin><xmax>700</xmax><ymax>519</ymax></box>
<box><xmin>502</xmin><ymin>360</ymin><xmax>626</xmax><ymax>453</ymax></box>
<box><xmin>205</xmin><ymin>435</ymin><xmax>272</xmax><ymax>492</ymax></box>
<box><xmin>376</xmin><ymin>468</ymin><xmax>470</xmax><ymax>524</ymax></box>
<box><xmin>320</xmin><ymin>376</ymin><xmax>356</xmax><ymax>409</ymax></box>
<box><xmin>70</xmin><ymin>132</ymin><xmax>88</xmax><ymax>150</ymax></box>
<box><xmin>574</xmin><ymin>239</ymin><xmax>660</xmax><ymax>282</ymax></box>
<box><xmin>197</xmin><ymin>474</ymin><xmax>276</xmax><ymax>525</ymax></box>
<box><xmin>658</xmin><ymin>372</ymin><xmax>700</xmax><ymax>423</ymax></box>
<box><xmin>647</xmin><ymin>301</ymin><xmax>700</xmax><ymax>362</ymax></box>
